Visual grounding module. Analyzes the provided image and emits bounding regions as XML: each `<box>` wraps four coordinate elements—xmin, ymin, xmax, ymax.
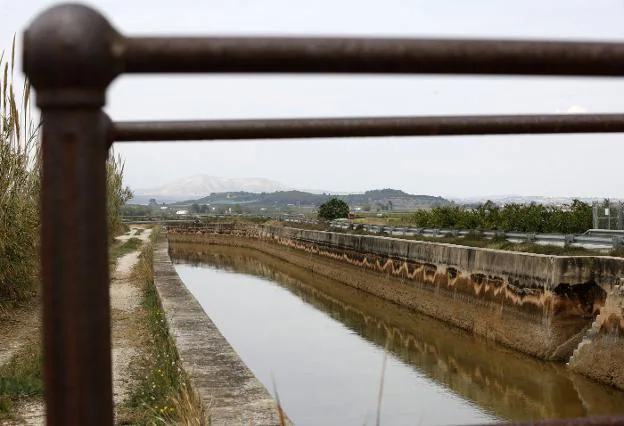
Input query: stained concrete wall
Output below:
<box><xmin>255</xmin><ymin>226</ymin><xmax>624</xmax><ymax>387</ymax></box>
<box><xmin>153</xmin><ymin>236</ymin><xmax>290</xmax><ymax>425</ymax></box>
<box><xmin>168</xmin><ymin>224</ymin><xmax>624</xmax><ymax>389</ymax></box>
<box><xmin>569</xmin><ymin>286</ymin><xmax>624</xmax><ymax>390</ymax></box>
<box><xmin>258</xmin><ymin>226</ymin><xmax>624</xmax><ymax>290</ymax></box>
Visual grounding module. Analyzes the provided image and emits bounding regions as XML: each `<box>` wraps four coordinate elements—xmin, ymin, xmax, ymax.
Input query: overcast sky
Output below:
<box><xmin>3</xmin><ymin>0</ymin><xmax>624</xmax><ymax>198</ymax></box>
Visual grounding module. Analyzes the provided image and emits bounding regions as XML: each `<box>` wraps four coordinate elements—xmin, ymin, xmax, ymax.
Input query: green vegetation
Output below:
<box><xmin>122</xmin><ymin>203</ymin><xmax>155</xmax><ymax>217</ymax></box>
<box><xmin>0</xmin><ymin>38</ymin><xmax>134</xmax><ymax>420</ymax></box>
<box><xmin>0</xmin><ymin>40</ymin><xmax>41</xmax><ymax>309</ymax></box>
<box><xmin>0</xmin><ymin>342</ymin><xmax>43</xmax><ymax>421</ymax></box>
<box><xmin>107</xmin><ymin>150</ymin><xmax>133</xmax><ymax>243</ymax></box>
<box><xmin>403</xmin><ymin>200</ymin><xmax>593</xmax><ymax>234</ymax></box>
<box><xmin>119</xmin><ymin>229</ymin><xmax>205</xmax><ymax>425</ymax></box>
<box><xmin>184</xmin><ymin>188</ymin><xmax>447</xmax><ymax>208</ymax></box>
<box><xmin>124</xmin><ymin>188</ymin><xmax>451</xmax><ymax>219</ymax></box>
<box><xmin>0</xmin><ymin>38</ymin><xmax>133</xmax><ymax>310</ymax></box>
<box><xmin>318</xmin><ymin>198</ymin><xmax>350</xmax><ymax>221</ymax></box>
<box><xmin>111</xmin><ymin>237</ymin><xmax>143</xmax><ymax>259</ymax></box>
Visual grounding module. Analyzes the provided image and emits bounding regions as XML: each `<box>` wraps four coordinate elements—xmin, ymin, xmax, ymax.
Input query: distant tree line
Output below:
<box><xmin>406</xmin><ymin>200</ymin><xmax>592</xmax><ymax>234</ymax></box>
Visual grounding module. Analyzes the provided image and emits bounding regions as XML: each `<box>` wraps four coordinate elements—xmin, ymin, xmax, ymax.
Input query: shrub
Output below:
<box><xmin>318</xmin><ymin>198</ymin><xmax>350</xmax><ymax>221</ymax></box>
<box><xmin>404</xmin><ymin>200</ymin><xmax>593</xmax><ymax>234</ymax></box>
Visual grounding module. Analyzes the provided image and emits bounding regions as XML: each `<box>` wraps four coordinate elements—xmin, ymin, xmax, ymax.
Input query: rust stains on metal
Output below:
<box><xmin>22</xmin><ymin>3</ymin><xmax>123</xmax><ymax>108</ymax></box>
<box><xmin>124</xmin><ymin>36</ymin><xmax>624</xmax><ymax>76</ymax></box>
<box><xmin>23</xmin><ymin>3</ymin><xmax>118</xmax><ymax>425</ymax></box>
<box><xmin>113</xmin><ymin>114</ymin><xmax>624</xmax><ymax>142</ymax></box>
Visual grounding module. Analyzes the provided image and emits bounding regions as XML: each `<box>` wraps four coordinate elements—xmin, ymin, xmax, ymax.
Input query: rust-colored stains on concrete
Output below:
<box><xmin>569</xmin><ymin>284</ymin><xmax>624</xmax><ymax>390</ymax></box>
<box><xmin>170</xmin><ymin>243</ymin><xmax>624</xmax><ymax>420</ymax></box>
<box><xmin>153</xmin><ymin>237</ymin><xmax>290</xmax><ymax>425</ymax></box>
<box><xmin>168</xmin><ymin>224</ymin><xmax>624</xmax><ymax>390</ymax></box>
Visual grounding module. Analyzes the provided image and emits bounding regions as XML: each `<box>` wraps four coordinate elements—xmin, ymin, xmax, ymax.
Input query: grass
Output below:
<box><xmin>0</xmin><ymin>228</ymin><xmax>145</xmax><ymax>421</ymax></box>
<box><xmin>118</xmin><ymin>228</ymin><xmax>206</xmax><ymax>425</ymax></box>
<box><xmin>0</xmin><ymin>342</ymin><xmax>43</xmax><ymax>421</ymax></box>
<box><xmin>111</xmin><ymin>237</ymin><xmax>143</xmax><ymax>259</ymax></box>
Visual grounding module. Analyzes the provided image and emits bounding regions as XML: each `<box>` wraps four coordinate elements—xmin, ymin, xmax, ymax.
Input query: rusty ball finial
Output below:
<box><xmin>23</xmin><ymin>3</ymin><xmax>124</xmax><ymax>107</ymax></box>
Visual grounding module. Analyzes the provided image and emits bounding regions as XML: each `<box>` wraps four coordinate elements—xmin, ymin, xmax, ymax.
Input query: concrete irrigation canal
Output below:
<box><xmin>152</xmin><ymin>223</ymin><xmax>624</xmax><ymax>425</ymax></box>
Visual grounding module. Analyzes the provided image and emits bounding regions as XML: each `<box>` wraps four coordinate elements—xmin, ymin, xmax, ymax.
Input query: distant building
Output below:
<box><xmin>175</xmin><ymin>210</ymin><xmax>189</xmax><ymax>215</ymax></box>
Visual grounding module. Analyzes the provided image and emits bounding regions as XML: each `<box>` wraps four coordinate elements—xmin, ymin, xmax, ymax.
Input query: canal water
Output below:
<box><xmin>170</xmin><ymin>243</ymin><xmax>624</xmax><ymax>426</ymax></box>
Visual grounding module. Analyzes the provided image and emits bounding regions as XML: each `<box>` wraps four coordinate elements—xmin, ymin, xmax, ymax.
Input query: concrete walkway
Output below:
<box><xmin>154</xmin><ymin>236</ymin><xmax>290</xmax><ymax>425</ymax></box>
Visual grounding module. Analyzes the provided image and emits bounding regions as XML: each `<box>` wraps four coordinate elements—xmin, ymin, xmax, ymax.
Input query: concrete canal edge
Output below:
<box><xmin>153</xmin><ymin>236</ymin><xmax>291</xmax><ymax>425</ymax></box>
<box><xmin>168</xmin><ymin>225</ymin><xmax>624</xmax><ymax>391</ymax></box>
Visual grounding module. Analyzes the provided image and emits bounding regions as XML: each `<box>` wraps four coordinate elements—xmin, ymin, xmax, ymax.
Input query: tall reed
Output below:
<box><xmin>107</xmin><ymin>149</ymin><xmax>133</xmax><ymax>242</ymax></box>
<box><xmin>0</xmin><ymin>38</ymin><xmax>40</xmax><ymax>308</ymax></box>
<box><xmin>0</xmin><ymin>37</ymin><xmax>133</xmax><ymax>308</ymax></box>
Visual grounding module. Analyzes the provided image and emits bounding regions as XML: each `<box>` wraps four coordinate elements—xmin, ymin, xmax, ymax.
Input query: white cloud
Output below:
<box><xmin>566</xmin><ymin>105</ymin><xmax>588</xmax><ymax>113</ymax></box>
<box><xmin>556</xmin><ymin>105</ymin><xmax>588</xmax><ymax>114</ymax></box>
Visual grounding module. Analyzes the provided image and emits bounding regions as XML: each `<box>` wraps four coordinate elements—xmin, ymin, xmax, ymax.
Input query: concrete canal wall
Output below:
<box><xmin>568</xmin><ymin>286</ymin><xmax>624</xmax><ymax>390</ymax></box>
<box><xmin>168</xmin><ymin>224</ymin><xmax>624</xmax><ymax>390</ymax></box>
<box><xmin>153</xmin><ymin>237</ymin><xmax>290</xmax><ymax>425</ymax></box>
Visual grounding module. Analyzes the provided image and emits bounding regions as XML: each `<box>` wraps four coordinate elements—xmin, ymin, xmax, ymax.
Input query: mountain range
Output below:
<box><xmin>130</xmin><ymin>175</ymin><xmax>291</xmax><ymax>204</ymax></box>
<box><xmin>175</xmin><ymin>188</ymin><xmax>449</xmax><ymax>211</ymax></box>
<box><xmin>129</xmin><ymin>174</ymin><xmax>619</xmax><ymax>207</ymax></box>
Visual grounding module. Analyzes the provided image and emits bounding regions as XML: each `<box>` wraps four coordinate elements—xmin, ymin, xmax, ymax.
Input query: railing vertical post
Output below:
<box><xmin>23</xmin><ymin>5</ymin><xmax>122</xmax><ymax>425</ymax></box>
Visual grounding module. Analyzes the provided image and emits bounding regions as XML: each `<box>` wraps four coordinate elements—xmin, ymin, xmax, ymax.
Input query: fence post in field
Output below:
<box><xmin>23</xmin><ymin>4</ymin><xmax>121</xmax><ymax>425</ymax></box>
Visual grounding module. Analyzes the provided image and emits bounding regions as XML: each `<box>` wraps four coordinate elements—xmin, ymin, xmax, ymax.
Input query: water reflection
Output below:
<box><xmin>170</xmin><ymin>243</ymin><xmax>624</xmax><ymax>425</ymax></box>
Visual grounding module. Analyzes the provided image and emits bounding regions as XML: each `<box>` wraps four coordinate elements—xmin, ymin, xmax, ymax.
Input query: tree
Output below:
<box><xmin>318</xmin><ymin>198</ymin><xmax>350</xmax><ymax>220</ymax></box>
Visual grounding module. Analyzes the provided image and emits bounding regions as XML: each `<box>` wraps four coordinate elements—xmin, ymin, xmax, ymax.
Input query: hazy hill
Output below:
<box><xmin>131</xmin><ymin>175</ymin><xmax>291</xmax><ymax>203</ymax></box>
<box><xmin>170</xmin><ymin>188</ymin><xmax>450</xmax><ymax>211</ymax></box>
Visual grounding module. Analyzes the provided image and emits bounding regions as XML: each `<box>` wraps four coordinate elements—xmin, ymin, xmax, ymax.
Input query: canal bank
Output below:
<box><xmin>153</xmin><ymin>237</ymin><xmax>290</xmax><ymax>425</ymax></box>
<box><xmin>167</xmin><ymin>224</ymin><xmax>624</xmax><ymax>391</ymax></box>
<box><xmin>168</xmin><ymin>241</ymin><xmax>624</xmax><ymax>425</ymax></box>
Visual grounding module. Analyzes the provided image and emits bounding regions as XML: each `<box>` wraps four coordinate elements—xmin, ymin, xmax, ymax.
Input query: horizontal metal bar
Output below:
<box><xmin>113</xmin><ymin>114</ymin><xmax>624</xmax><ymax>142</ymax></box>
<box><xmin>124</xmin><ymin>36</ymin><xmax>624</xmax><ymax>76</ymax></box>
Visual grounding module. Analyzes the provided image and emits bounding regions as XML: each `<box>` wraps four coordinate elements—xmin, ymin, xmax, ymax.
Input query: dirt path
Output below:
<box><xmin>0</xmin><ymin>292</ymin><xmax>43</xmax><ymax>426</ymax></box>
<box><xmin>0</xmin><ymin>303</ymin><xmax>40</xmax><ymax>367</ymax></box>
<box><xmin>4</xmin><ymin>226</ymin><xmax>152</xmax><ymax>425</ymax></box>
<box><xmin>111</xmin><ymin>227</ymin><xmax>152</xmax><ymax>413</ymax></box>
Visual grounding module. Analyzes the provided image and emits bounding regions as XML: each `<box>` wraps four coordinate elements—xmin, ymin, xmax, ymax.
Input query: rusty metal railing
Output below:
<box><xmin>21</xmin><ymin>3</ymin><xmax>624</xmax><ymax>425</ymax></box>
<box><xmin>113</xmin><ymin>114</ymin><xmax>624</xmax><ymax>142</ymax></box>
